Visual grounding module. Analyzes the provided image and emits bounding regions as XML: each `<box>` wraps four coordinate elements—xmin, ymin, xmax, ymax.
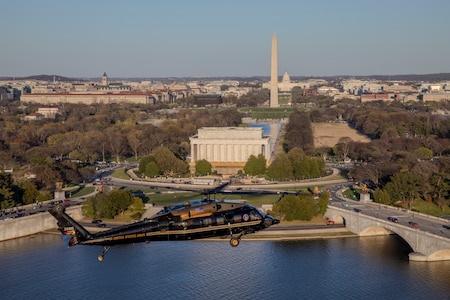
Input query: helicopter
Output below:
<box><xmin>48</xmin><ymin>196</ymin><xmax>280</xmax><ymax>261</ymax></box>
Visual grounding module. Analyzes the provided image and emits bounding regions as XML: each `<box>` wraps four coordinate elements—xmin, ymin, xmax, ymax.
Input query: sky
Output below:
<box><xmin>1</xmin><ymin>0</ymin><xmax>450</xmax><ymax>78</ymax></box>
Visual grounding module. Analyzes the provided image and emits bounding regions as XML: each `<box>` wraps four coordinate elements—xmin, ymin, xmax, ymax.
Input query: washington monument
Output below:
<box><xmin>270</xmin><ymin>33</ymin><xmax>279</xmax><ymax>108</ymax></box>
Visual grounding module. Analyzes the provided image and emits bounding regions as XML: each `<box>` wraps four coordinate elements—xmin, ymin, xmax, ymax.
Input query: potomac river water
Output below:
<box><xmin>1</xmin><ymin>233</ymin><xmax>449</xmax><ymax>300</ymax></box>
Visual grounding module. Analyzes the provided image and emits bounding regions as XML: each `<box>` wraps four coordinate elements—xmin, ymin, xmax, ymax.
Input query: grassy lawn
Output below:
<box><xmin>412</xmin><ymin>200</ymin><xmax>450</xmax><ymax>217</ymax></box>
<box><xmin>238</xmin><ymin>107</ymin><xmax>294</xmax><ymax>119</ymax></box>
<box><xmin>111</xmin><ymin>168</ymin><xmax>130</xmax><ymax>180</ymax></box>
<box><xmin>68</xmin><ymin>186</ymin><xmax>96</xmax><ymax>198</ymax></box>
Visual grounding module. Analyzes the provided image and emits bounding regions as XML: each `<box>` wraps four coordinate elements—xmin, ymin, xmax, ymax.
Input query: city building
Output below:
<box><xmin>360</xmin><ymin>93</ymin><xmax>391</xmax><ymax>102</ymax></box>
<box><xmin>189</xmin><ymin>127</ymin><xmax>271</xmax><ymax>174</ymax></box>
<box><xmin>23</xmin><ymin>113</ymin><xmax>45</xmax><ymax>121</ymax></box>
<box><xmin>37</xmin><ymin>105</ymin><xmax>62</xmax><ymax>118</ymax></box>
<box><xmin>419</xmin><ymin>93</ymin><xmax>450</xmax><ymax>102</ymax></box>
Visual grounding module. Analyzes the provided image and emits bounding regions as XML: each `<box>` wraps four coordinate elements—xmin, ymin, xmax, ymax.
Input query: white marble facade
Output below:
<box><xmin>189</xmin><ymin>127</ymin><xmax>271</xmax><ymax>164</ymax></box>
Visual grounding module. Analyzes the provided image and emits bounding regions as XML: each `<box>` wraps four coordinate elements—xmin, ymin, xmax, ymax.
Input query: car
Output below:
<box><xmin>91</xmin><ymin>219</ymin><xmax>102</xmax><ymax>224</ymax></box>
<box><xmin>326</xmin><ymin>220</ymin><xmax>335</xmax><ymax>225</ymax></box>
<box><xmin>97</xmin><ymin>223</ymin><xmax>107</xmax><ymax>228</ymax></box>
<box><xmin>443</xmin><ymin>225</ymin><xmax>450</xmax><ymax>230</ymax></box>
<box><xmin>387</xmin><ymin>217</ymin><xmax>398</xmax><ymax>223</ymax></box>
<box><xmin>408</xmin><ymin>221</ymin><xmax>419</xmax><ymax>228</ymax></box>
<box><xmin>353</xmin><ymin>208</ymin><xmax>361</xmax><ymax>213</ymax></box>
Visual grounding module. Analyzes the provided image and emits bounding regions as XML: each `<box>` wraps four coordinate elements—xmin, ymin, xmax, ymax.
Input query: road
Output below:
<box><xmin>326</xmin><ymin>185</ymin><xmax>450</xmax><ymax>239</ymax></box>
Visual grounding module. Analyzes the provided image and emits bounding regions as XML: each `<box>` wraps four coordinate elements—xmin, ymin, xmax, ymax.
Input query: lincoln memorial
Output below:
<box><xmin>189</xmin><ymin>127</ymin><xmax>271</xmax><ymax>172</ymax></box>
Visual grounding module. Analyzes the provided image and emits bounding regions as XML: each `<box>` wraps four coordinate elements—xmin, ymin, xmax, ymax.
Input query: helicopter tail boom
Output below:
<box><xmin>48</xmin><ymin>205</ymin><xmax>92</xmax><ymax>246</ymax></box>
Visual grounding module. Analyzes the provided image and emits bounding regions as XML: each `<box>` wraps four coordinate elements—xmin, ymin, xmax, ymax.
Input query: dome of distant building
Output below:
<box><xmin>282</xmin><ymin>71</ymin><xmax>290</xmax><ymax>83</ymax></box>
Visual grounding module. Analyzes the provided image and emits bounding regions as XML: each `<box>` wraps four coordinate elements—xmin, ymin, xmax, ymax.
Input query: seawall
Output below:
<box><xmin>0</xmin><ymin>206</ymin><xmax>83</xmax><ymax>242</ymax></box>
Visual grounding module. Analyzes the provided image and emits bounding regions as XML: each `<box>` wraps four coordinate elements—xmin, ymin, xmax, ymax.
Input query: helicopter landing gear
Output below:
<box><xmin>230</xmin><ymin>237</ymin><xmax>240</xmax><ymax>247</ymax></box>
<box><xmin>229</xmin><ymin>231</ymin><xmax>244</xmax><ymax>247</ymax></box>
<box><xmin>98</xmin><ymin>246</ymin><xmax>111</xmax><ymax>261</ymax></box>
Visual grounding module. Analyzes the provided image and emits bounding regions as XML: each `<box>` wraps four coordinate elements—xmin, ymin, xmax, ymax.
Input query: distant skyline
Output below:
<box><xmin>2</xmin><ymin>0</ymin><xmax>450</xmax><ymax>78</ymax></box>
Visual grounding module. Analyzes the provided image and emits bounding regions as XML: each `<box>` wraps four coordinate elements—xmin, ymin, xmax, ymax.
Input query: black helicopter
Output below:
<box><xmin>48</xmin><ymin>196</ymin><xmax>280</xmax><ymax>261</ymax></box>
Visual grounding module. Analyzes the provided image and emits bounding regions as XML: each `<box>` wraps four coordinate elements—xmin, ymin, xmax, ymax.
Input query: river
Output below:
<box><xmin>1</xmin><ymin>233</ymin><xmax>449</xmax><ymax>299</ymax></box>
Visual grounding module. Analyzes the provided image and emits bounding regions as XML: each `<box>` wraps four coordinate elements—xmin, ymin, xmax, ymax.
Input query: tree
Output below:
<box><xmin>266</xmin><ymin>152</ymin><xmax>293</xmax><ymax>181</ymax></box>
<box><xmin>383</xmin><ymin>170</ymin><xmax>425</xmax><ymax>209</ymax></box>
<box><xmin>244</xmin><ymin>154</ymin><xmax>266</xmax><ymax>176</ymax></box>
<box><xmin>372</xmin><ymin>187</ymin><xmax>391</xmax><ymax>204</ymax></box>
<box><xmin>334</xmin><ymin>137</ymin><xmax>353</xmax><ymax>161</ymax></box>
<box><xmin>272</xmin><ymin>194</ymin><xmax>315</xmax><ymax>221</ymax></box>
<box><xmin>152</xmin><ymin>146</ymin><xmax>189</xmax><ymax>177</ymax></box>
<box><xmin>17</xmin><ymin>181</ymin><xmax>39</xmax><ymax>205</ymax></box>
<box><xmin>127</xmin><ymin>129</ymin><xmax>145</xmax><ymax>160</ymax></box>
<box><xmin>287</xmin><ymin>148</ymin><xmax>308</xmax><ymax>179</ymax></box>
<box><xmin>105</xmin><ymin>127</ymin><xmax>126</xmax><ymax>163</ymax></box>
<box><xmin>429</xmin><ymin>172</ymin><xmax>450</xmax><ymax>211</ymax></box>
<box><xmin>414</xmin><ymin>147</ymin><xmax>433</xmax><ymax>159</ymax></box>
<box><xmin>0</xmin><ymin>172</ymin><xmax>15</xmax><ymax>208</ymax></box>
<box><xmin>83</xmin><ymin>190</ymin><xmax>135</xmax><ymax>219</ymax></box>
<box><xmin>109</xmin><ymin>189</ymin><xmax>134</xmax><ymax>216</ymax></box>
<box><xmin>283</xmin><ymin>111</ymin><xmax>314</xmax><ymax>154</ymax></box>
<box><xmin>317</xmin><ymin>190</ymin><xmax>330</xmax><ymax>215</ymax></box>
<box><xmin>195</xmin><ymin>159</ymin><xmax>212</xmax><ymax>176</ymax></box>
<box><xmin>145</xmin><ymin>161</ymin><xmax>160</xmax><ymax>178</ymax></box>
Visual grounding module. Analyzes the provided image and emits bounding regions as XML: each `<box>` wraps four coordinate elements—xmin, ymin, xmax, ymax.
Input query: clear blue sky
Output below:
<box><xmin>2</xmin><ymin>0</ymin><xmax>450</xmax><ymax>78</ymax></box>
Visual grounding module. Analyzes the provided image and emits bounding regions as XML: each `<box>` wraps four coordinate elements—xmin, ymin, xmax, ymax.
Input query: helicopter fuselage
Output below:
<box><xmin>49</xmin><ymin>198</ymin><xmax>280</xmax><ymax>255</ymax></box>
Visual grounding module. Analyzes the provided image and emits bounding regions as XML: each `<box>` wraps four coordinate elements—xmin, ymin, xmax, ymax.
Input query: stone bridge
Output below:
<box><xmin>325</xmin><ymin>206</ymin><xmax>450</xmax><ymax>261</ymax></box>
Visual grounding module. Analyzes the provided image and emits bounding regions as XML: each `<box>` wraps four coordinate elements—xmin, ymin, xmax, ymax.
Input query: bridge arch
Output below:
<box><xmin>327</xmin><ymin>213</ymin><xmax>345</xmax><ymax>225</ymax></box>
<box><xmin>326</xmin><ymin>205</ymin><xmax>450</xmax><ymax>261</ymax></box>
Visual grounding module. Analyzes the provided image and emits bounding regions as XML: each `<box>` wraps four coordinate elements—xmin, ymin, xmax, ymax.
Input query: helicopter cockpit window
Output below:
<box><xmin>249</xmin><ymin>210</ymin><xmax>262</xmax><ymax>221</ymax></box>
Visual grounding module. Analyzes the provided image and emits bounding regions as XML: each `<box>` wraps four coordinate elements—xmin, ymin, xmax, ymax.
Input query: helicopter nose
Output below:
<box><xmin>264</xmin><ymin>216</ymin><xmax>280</xmax><ymax>227</ymax></box>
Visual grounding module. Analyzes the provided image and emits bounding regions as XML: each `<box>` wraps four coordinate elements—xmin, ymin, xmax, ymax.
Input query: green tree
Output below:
<box><xmin>152</xmin><ymin>146</ymin><xmax>189</xmax><ymax>177</ymax></box>
<box><xmin>139</xmin><ymin>155</ymin><xmax>154</xmax><ymax>174</ymax></box>
<box><xmin>266</xmin><ymin>152</ymin><xmax>293</xmax><ymax>181</ymax></box>
<box><xmin>145</xmin><ymin>161</ymin><xmax>160</xmax><ymax>178</ymax></box>
<box><xmin>317</xmin><ymin>190</ymin><xmax>330</xmax><ymax>215</ymax></box>
<box><xmin>272</xmin><ymin>194</ymin><xmax>315</xmax><ymax>221</ymax></box>
<box><xmin>244</xmin><ymin>154</ymin><xmax>266</xmax><ymax>176</ymax></box>
<box><xmin>109</xmin><ymin>189</ymin><xmax>134</xmax><ymax>216</ymax></box>
<box><xmin>414</xmin><ymin>147</ymin><xmax>433</xmax><ymax>159</ymax></box>
<box><xmin>18</xmin><ymin>181</ymin><xmax>39</xmax><ymax>205</ymax></box>
<box><xmin>83</xmin><ymin>190</ymin><xmax>134</xmax><ymax>219</ymax></box>
<box><xmin>195</xmin><ymin>159</ymin><xmax>212</xmax><ymax>176</ymax></box>
<box><xmin>384</xmin><ymin>170</ymin><xmax>425</xmax><ymax>209</ymax></box>
<box><xmin>372</xmin><ymin>187</ymin><xmax>391</xmax><ymax>205</ymax></box>
<box><xmin>429</xmin><ymin>172</ymin><xmax>450</xmax><ymax>211</ymax></box>
<box><xmin>287</xmin><ymin>148</ymin><xmax>307</xmax><ymax>179</ymax></box>
<box><xmin>0</xmin><ymin>173</ymin><xmax>16</xmax><ymax>209</ymax></box>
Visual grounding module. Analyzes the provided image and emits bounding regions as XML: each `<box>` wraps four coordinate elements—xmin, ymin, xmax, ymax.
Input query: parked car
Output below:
<box><xmin>408</xmin><ymin>221</ymin><xmax>419</xmax><ymax>228</ymax></box>
<box><xmin>443</xmin><ymin>225</ymin><xmax>450</xmax><ymax>230</ymax></box>
<box><xmin>353</xmin><ymin>208</ymin><xmax>361</xmax><ymax>213</ymax></box>
<box><xmin>326</xmin><ymin>220</ymin><xmax>335</xmax><ymax>225</ymax></box>
<box><xmin>91</xmin><ymin>219</ymin><xmax>102</xmax><ymax>224</ymax></box>
<box><xmin>97</xmin><ymin>223</ymin><xmax>107</xmax><ymax>228</ymax></box>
